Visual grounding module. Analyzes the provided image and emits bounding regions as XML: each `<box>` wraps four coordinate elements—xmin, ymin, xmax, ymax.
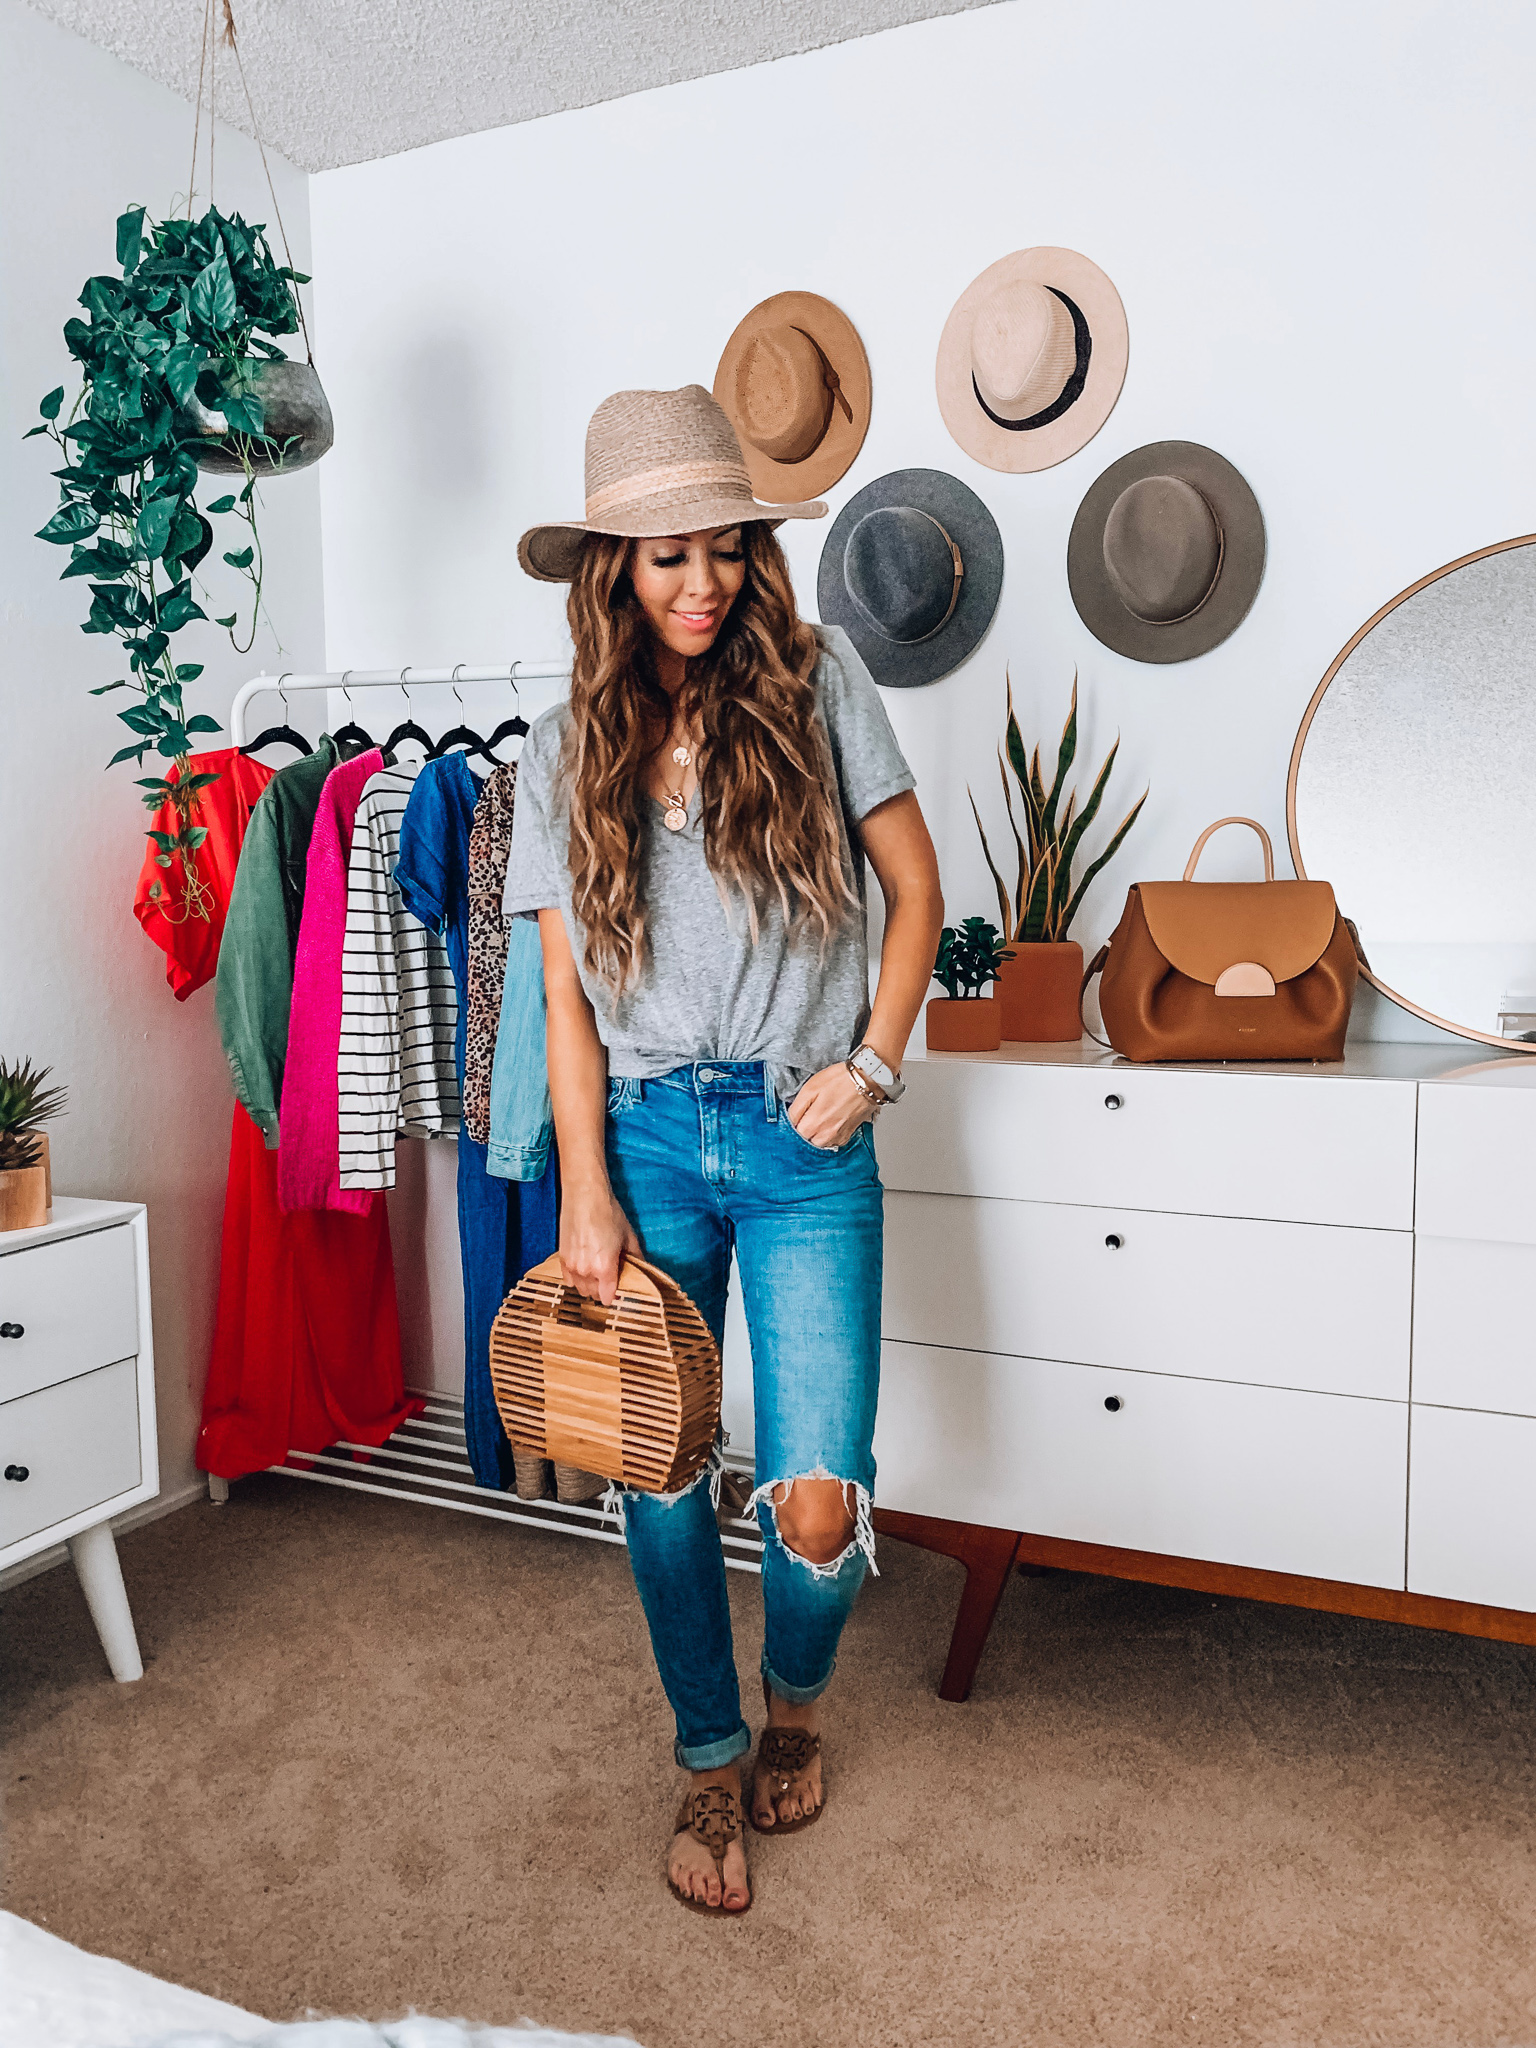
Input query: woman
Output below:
<box><xmin>505</xmin><ymin>385</ymin><xmax>943</xmax><ymax>1915</ymax></box>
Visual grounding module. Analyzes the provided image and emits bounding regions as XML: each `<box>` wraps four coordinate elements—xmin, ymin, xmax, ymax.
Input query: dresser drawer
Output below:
<box><xmin>1408</xmin><ymin>1405</ymin><xmax>1536</xmax><ymax>1612</ymax></box>
<box><xmin>1412</xmin><ymin>1236</ymin><xmax>1536</xmax><ymax>1416</ymax></box>
<box><xmin>880</xmin><ymin>1063</ymin><xmax>1416</xmax><ymax>1227</ymax></box>
<box><xmin>0</xmin><ymin>1357</ymin><xmax>141</xmax><ymax>1550</ymax></box>
<box><xmin>1416</xmin><ymin>1083</ymin><xmax>1536</xmax><ymax>1244</ymax></box>
<box><xmin>873</xmin><ymin>1341</ymin><xmax>1408</xmax><ymax>1588</ymax></box>
<box><xmin>884</xmin><ymin>1192</ymin><xmax>1411</xmax><ymax>1400</ymax></box>
<box><xmin>0</xmin><ymin>1225</ymin><xmax>139</xmax><ymax>1403</ymax></box>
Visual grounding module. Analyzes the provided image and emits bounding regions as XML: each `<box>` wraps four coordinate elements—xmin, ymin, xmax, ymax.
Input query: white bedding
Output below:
<box><xmin>0</xmin><ymin>1913</ymin><xmax>639</xmax><ymax>2048</ymax></box>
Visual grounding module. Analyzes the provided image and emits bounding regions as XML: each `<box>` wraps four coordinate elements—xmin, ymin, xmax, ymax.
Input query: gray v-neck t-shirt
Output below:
<box><xmin>502</xmin><ymin>624</ymin><xmax>916</xmax><ymax>1102</ymax></box>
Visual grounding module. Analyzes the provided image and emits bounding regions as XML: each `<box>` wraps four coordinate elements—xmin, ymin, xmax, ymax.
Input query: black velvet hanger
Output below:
<box><xmin>427</xmin><ymin>722</ymin><xmax>500</xmax><ymax>768</ymax></box>
<box><xmin>240</xmin><ymin>723</ymin><xmax>312</xmax><ymax>760</ymax></box>
<box><xmin>482</xmin><ymin>672</ymin><xmax>529</xmax><ymax>758</ymax></box>
<box><xmin>384</xmin><ymin>713</ymin><xmax>434</xmax><ymax>756</ymax></box>
<box><xmin>331</xmin><ymin>682</ymin><xmax>375</xmax><ymax>756</ymax></box>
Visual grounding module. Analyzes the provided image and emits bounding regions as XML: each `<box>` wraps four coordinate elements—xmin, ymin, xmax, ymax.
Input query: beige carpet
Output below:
<box><xmin>5</xmin><ymin>1476</ymin><xmax>1536</xmax><ymax>2047</ymax></box>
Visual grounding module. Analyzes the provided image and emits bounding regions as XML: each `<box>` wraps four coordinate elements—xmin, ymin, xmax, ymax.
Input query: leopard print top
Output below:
<box><xmin>463</xmin><ymin>759</ymin><xmax>518</xmax><ymax>1145</ymax></box>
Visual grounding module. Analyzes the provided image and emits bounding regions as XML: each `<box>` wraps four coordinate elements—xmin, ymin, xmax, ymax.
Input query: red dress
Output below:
<box><xmin>133</xmin><ymin>750</ymin><xmax>275</xmax><ymax>1000</ymax></box>
<box><xmin>197</xmin><ymin>1103</ymin><xmax>415</xmax><ymax>1480</ymax></box>
<box><xmin>143</xmin><ymin>749</ymin><xmax>419</xmax><ymax>1480</ymax></box>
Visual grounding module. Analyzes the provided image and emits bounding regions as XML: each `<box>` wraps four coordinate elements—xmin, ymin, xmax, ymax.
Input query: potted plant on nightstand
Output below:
<box><xmin>971</xmin><ymin>673</ymin><xmax>1148</xmax><ymax>1043</ymax></box>
<box><xmin>0</xmin><ymin>1058</ymin><xmax>67</xmax><ymax>1232</ymax></box>
<box><xmin>928</xmin><ymin>918</ymin><xmax>1012</xmax><ymax>1052</ymax></box>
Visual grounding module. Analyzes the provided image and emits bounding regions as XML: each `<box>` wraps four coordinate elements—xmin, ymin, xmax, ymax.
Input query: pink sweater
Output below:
<box><xmin>278</xmin><ymin>749</ymin><xmax>385</xmax><ymax>1214</ymax></box>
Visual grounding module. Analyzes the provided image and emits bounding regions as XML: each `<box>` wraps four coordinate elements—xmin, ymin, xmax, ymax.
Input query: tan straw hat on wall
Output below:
<box><xmin>713</xmin><ymin>291</ymin><xmax>872</xmax><ymax>502</ymax></box>
<box><xmin>518</xmin><ymin>385</ymin><xmax>827</xmax><ymax>583</ymax></box>
<box><xmin>937</xmin><ymin>247</ymin><xmax>1129</xmax><ymax>474</ymax></box>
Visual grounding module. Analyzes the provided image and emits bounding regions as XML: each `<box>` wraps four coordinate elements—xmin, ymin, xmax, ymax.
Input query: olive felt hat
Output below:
<box><xmin>713</xmin><ymin>291</ymin><xmax>872</xmax><ymax>502</ymax></box>
<box><xmin>1067</xmin><ymin>440</ymin><xmax>1266</xmax><ymax>663</ymax></box>
<box><xmin>937</xmin><ymin>247</ymin><xmax>1129</xmax><ymax>475</ymax></box>
<box><xmin>817</xmin><ymin>468</ymin><xmax>1003</xmax><ymax>689</ymax></box>
<box><xmin>517</xmin><ymin>384</ymin><xmax>826</xmax><ymax>583</ymax></box>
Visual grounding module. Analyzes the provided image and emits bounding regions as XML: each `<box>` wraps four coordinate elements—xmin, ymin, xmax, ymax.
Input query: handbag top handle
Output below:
<box><xmin>1182</xmin><ymin>815</ymin><xmax>1275</xmax><ymax>882</ymax></box>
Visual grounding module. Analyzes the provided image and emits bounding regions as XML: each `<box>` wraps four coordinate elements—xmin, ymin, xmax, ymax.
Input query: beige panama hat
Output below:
<box><xmin>936</xmin><ymin>247</ymin><xmax>1129</xmax><ymax>474</ymax></box>
<box><xmin>713</xmin><ymin>291</ymin><xmax>872</xmax><ymax>502</ymax></box>
<box><xmin>517</xmin><ymin>384</ymin><xmax>827</xmax><ymax>583</ymax></box>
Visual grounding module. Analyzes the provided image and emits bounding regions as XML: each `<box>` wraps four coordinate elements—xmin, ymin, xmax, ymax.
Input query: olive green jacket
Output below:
<box><xmin>215</xmin><ymin>738</ymin><xmax>341</xmax><ymax>1146</ymax></box>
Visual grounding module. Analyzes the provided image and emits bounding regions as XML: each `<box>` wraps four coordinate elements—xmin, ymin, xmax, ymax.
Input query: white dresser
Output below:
<box><xmin>868</xmin><ymin>1041</ymin><xmax>1536</xmax><ymax>1694</ymax></box>
<box><xmin>0</xmin><ymin>1198</ymin><xmax>158</xmax><ymax>1680</ymax></box>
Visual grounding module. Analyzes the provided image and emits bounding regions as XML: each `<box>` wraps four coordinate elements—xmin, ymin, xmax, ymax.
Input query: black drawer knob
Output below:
<box><xmin>0</xmin><ymin>1323</ymin><xmax>23</xmax><ymax>1339</ymax></box>
<box><xmin>1103</xmin><ymin>1397</ymin><xmax>1123</xmax><ymax>1414</ymax></box>
<box><xmin>1104</xmin><ymin>1093</ymin><xmax>1123</xmax><ymax>1111</ymax></box>
<box><xmin>4</xmin><ymin>1464</ymin><xmax>29</xmax><ymax>1482</ymax></box>
<box><xmin>1105</xmin><ymin>1233</ymin><xmax>1123</xmax><ymax>1250</ymax></box>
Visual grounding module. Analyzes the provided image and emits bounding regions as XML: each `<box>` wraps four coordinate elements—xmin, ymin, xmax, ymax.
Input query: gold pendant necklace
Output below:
<box><xmin>662</xmin><ymin>738</ymin><xmax>694</xmax><ymax>833</ymax></box>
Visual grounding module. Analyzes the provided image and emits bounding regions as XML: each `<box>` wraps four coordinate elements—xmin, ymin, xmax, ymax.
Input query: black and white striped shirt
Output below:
<box><xmin>338</xmin><ymin>763</ymin><xmax>460</xmax><ymax>1189</ymax></box>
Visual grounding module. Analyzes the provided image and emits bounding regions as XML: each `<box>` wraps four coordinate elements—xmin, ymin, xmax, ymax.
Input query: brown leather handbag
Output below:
<box><xmin>1082</xmin><ymin>817</ymin><xmax>1359</xmax><ymax>1062</ymax></box>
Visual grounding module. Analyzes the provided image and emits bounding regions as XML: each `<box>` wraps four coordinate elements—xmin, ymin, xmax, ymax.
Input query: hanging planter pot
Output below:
<box><xmin>183</xmin><ymin>358</ymin><xmax>334</xmax><ymax>475</ymax></box>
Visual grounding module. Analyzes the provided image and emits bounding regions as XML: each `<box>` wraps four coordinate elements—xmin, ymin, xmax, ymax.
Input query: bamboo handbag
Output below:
<box><xmin>488</xmin><ymin>1254</ymin><xmax>720</xmax><ymax>1495</ymax></box>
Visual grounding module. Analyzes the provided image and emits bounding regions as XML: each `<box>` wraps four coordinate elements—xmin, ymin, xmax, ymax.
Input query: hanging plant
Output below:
<box><xmin>26</xmin><ymin>202</ymin><xmax>327</xmax><ymax>923</ymax></box>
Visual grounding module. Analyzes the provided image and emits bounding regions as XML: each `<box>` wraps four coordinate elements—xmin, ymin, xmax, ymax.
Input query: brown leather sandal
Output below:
<box><xmin>667</xmin><ymin>1784</ymin><xmax>752</xmax><ymax>1916</ymax></box>
<box><xmin>749</xmin><ymin>1684</ymin><xmax>825</xmax><ymax>1836</ymax></box>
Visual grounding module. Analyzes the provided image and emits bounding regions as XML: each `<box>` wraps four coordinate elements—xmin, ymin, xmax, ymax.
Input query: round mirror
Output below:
<box><xmin>1288</xmin><ymin>535</ymin><xmax>1536</xmax><ymax>1050</ymax></box>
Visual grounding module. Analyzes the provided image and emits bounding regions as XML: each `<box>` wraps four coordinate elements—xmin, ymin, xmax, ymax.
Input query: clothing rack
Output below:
<box><xmin>218</xmin><ymin>663</ymin><xmax>769</xmax><ymax>1574</ymax></box>
<box><xmin>229</xmin><ymin>663</ymin><xmax>572</xmax><ymax>748</ymax></box>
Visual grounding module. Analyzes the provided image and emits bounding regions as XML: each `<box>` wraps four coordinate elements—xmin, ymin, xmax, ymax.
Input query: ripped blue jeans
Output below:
<box><xmin>604</xmin><ymin>1061</ymin><xmax>883</xmax><ymax>1769</ymax></box>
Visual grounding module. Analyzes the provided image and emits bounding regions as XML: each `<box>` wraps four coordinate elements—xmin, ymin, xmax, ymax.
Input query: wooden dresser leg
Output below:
<box><xmin>872</xmin><ymin>1510</ymin><xmax>1024</xmax><ymax>1703</ymax></box>
<box><xmin>938</xmin><ymin>1526</ymin><xmax>1024</xmax><ymax>1702</ymax></box>
<box><xmin>67</xmin><ymin>1520</ymin><xmax>143</xmax><ymax>1683</ymax></box>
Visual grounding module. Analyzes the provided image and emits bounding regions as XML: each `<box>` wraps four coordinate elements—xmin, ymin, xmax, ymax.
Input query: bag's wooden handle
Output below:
<box><xmin>548</xmin><ymin>1253</ymin><xmax>668</xmax><ymax>1328</ymax></box>
<box><xmin>1183</xmin><ymin>816</ymin><xmax>1275</xmax><ymax>882</ymax></box>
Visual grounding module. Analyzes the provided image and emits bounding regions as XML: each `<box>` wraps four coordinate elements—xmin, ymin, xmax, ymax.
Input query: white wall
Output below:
<box><xmin>308</xmin><ymin>0</ymin><xmax>1536</xmax><ymax>957</ymax></box>
<box><xmin>0</xmin><ymin>0</ymin><xmax>326</xmax><ymax>1517</ymax></box>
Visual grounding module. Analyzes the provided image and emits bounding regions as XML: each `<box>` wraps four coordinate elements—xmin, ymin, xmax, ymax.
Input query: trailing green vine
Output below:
<box><xmin>27</xmin><ymin>203</ymin><xmax>309</xmax><ymax>922</ymax></box>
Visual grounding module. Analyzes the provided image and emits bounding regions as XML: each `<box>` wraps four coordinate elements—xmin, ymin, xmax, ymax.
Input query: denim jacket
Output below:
<box><xmin>486</xmin><ymin>915</ymin><xmax>554</xmax><ymax>1181</ymax></box>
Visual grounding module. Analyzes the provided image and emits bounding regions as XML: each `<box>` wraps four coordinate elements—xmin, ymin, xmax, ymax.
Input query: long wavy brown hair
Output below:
<box><xmin>562</xmin><ymin>523</ymin><xmax>855</xmax><ymax>990</ymax></box>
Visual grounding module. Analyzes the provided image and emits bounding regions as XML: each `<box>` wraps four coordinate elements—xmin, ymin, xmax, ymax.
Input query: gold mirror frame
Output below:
<box><xmin>1286</xmin><ymin>532</ymin><xmax>1536</xmax><ymax>1055</ymax></box>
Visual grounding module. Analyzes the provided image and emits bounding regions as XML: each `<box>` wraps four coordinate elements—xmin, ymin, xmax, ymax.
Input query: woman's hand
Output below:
<box><xmin>560</xmin><ymin>1179</ymin><xmax>642</xmax><ymax>1305</ymax></box>
<box><xmin>786</xmin><ymin>1061</ymin><xmax>877</xmax><ymax>1149</ymax></box>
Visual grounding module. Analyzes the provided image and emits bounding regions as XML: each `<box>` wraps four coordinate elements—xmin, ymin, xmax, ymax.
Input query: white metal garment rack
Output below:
<box><xmin>220</xmin><ymin>664</ymin><xmax>767</xmax><ymax>1573</ymax></box>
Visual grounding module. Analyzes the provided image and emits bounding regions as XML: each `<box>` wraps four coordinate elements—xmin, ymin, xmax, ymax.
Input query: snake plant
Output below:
<box><xmin>971</xmin><ymin>673</ymin><xmax>1148</xmax><ymax>945</ymax></box>
<box><xmin>0</xmin><ymin>1058</ymin><xmax>67</xmax><ymax>1173</ymax></box>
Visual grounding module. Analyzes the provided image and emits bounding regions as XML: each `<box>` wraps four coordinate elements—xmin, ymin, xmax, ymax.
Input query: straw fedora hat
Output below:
<box><xmin>713</xmin><ymin>291</ymin><xmax>872</xmax><ymax>502</ymax></box>
<box><xmin>936</xmin><ymin>247</ymin><xmax>1129</xmax><ymax>474</ymax></box>
<box><xmin>1067</xmin><ymin>440</ymin><xmax>1266</xmax><ymax>663</ymax></box>
<box><xmin>517</xmin><ymin>384</ymin><xmax>826</xmax><ymax>583</ymax></box>
<box><xmin>817</xmin><ymin>468</ymin><xmax>1003</xmax><ymax>689</ymax></box>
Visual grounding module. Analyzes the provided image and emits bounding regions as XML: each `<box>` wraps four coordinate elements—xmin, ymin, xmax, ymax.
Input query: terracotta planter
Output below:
<box><xmin>926</xmin><ymin>995</ymin><xmax>1003</xmax><ymax>1052</ymax></box>
<box><xmin>1000</xmin><ymin>940</ymin><xmax>1084</xmax><ymax>1043</ymax></box>
<box><xmin>0</xmin><ymin>1162</ymin><xmax>48</xmax><ymax>1232</ymax></box>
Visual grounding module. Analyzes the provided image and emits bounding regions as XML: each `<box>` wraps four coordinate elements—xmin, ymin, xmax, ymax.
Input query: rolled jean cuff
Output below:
<box><xmin>762</xmin><ymin>1655</ymin><xmax>837</xmax><ymax>1707</ymax></box>
<box><xmin>675</xmin><ymin>1721</ymin><xmax>752</xmax><ymax>1772</ymax></box>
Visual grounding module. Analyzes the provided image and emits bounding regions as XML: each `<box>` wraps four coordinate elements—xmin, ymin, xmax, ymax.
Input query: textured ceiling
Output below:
<box><xmin>25</xmin><ymin>0</ymin><xmax>1000</xmax><ymax>172</ymax></box>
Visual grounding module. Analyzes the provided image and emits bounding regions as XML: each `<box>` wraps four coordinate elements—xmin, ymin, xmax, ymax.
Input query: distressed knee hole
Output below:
<box><xmin>745</xmin><ymin>1471</ymin><xmax>880</xmax><ymax>1579</ymax></box>
<box><xmin>774</xmin><ymin>1477</ymin><xmax>856</xmax><ymax>1566</ymax></box>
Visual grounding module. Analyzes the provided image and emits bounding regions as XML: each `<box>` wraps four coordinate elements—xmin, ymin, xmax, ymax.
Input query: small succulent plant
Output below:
<box><xmin>933</xmin><ymin>918</ymin><xmax>1013</xmax><ymax>1000</ymax></box>
<box><xmin>0</xmin><ymin>1058</ymin><xmax>68</xmax><ymax>1172</ymax></box>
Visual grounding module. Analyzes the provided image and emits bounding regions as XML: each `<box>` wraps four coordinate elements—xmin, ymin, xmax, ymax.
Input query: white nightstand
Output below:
<box><xmin>0</xmin><ymin>1198</ymin><xmax>158</xmax><ymax>1680</ymax></box>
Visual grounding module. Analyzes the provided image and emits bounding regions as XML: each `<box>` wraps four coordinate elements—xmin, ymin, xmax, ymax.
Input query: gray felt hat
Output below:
<box><xmin>1067</xmin><ymin>440</ymin><xmax>1266</xmax><ymax>663</ymax></box>
<box><xmin>816</xmin><ymin>468</ymin><xmax>1003</xmax><ymax>688</ymax></box>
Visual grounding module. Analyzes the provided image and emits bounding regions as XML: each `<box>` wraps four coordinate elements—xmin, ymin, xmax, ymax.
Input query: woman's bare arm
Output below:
<box><xmin>788</xmin><ymin>789</ymin><xmax>944</xmax><ymax>1147</ymax></box>
<box><xmin>539</xmin><ymin>906</ymin><xmax>639</xmax><ymax>1304</ymax></box>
